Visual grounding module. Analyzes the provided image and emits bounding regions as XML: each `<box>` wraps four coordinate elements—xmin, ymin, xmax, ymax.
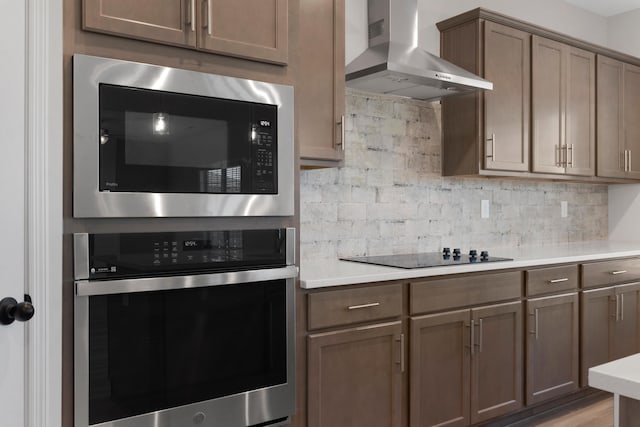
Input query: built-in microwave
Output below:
<box><xmin>73</xmin><ymin>54</ymin><xmax>294</xmax><ymax>218</ymax></box>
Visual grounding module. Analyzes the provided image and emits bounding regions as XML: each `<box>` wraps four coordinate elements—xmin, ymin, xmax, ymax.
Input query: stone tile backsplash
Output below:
<box><xmin>300</xmin><ymin>89</ymin><xmax>608</xmax><ymax>261</ymax></box>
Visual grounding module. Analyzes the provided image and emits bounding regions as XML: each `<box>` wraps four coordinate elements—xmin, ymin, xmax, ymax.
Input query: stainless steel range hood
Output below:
<box><xmin>346</xmin><ymin>0</ymin><xmax>492</xmax><ymax>100</ymax></box>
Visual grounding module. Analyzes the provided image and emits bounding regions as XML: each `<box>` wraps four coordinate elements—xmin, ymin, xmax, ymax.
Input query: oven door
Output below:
<box><xmin>74</xmin><ymin>267</ymin><xmax>297</xmax><ymax>427</ymax></box>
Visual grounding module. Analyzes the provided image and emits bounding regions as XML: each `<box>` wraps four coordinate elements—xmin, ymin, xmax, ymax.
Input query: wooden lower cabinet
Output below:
<box><xmin>307</xmin><ymin>321</ymin><xmax>403</xmax><ymax>427</ymax></box>
<box><xmin>581</xmin><ymin>283</ymin><xmax>640</xmax><ymax>385</ymax></box>
<box><xmin>526</xmin><ymin>293</ymin><xmax>579</xmax><ymax>405</ymax></box>
<box><xmin>409</xmin><ymin>301</ymin><xmax>522</xmax><ymax>427</ymax></box>
<box><xmin>470</xmin><ymin>302</ymin><xmax>523</xmax><ymax>423</ymax></box>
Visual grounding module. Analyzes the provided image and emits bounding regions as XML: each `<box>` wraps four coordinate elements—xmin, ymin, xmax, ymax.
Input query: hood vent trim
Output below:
<box><xmin>346</xmin><ymin>0</ymin><xmax>492</xmax><ymax>101</ymax></box>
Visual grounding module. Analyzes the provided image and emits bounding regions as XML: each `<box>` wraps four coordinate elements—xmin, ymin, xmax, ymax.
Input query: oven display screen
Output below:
<box><xmin>182</xmin><ymin>239</ymin><xmax>212</xmax><ymax>251</ymax></box>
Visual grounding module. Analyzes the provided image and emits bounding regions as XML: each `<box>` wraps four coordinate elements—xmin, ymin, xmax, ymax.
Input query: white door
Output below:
<box><xmin>0</xmin><ymin>0</ymin><xmax>63</xmax><ymax>426</ymax></box>
<box><xmin>0</xmin><ymin>0</ymin><xmax>28</xmax><ymax>424</ymax></box>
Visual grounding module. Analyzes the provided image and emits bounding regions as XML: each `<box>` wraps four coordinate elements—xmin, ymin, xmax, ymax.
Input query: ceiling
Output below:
<box><xmin>564</xmin><ymin>0</ymin><xmax>640</xmax><ymax>16</ymax></box>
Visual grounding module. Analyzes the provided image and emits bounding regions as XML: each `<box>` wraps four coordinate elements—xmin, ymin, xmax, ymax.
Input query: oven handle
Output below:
<box><xmin>75</xmin><ymin>265</ymin><xmax>299</xmax><ymax>296</ymax></box>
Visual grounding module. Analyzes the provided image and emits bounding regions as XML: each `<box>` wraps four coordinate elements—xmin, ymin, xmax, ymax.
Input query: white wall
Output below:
<box><xmin>609</xmin><ymin>185</ymin><xmax>640</xmax><ymax>241</ymax></box>
<box><xmin>608</xmin><ymin>9</ymin><xmax>640</xmax><ymax>57</ymax></box>
<box><xmin>347</xmin><ymin>0</ymin><xmax>608</xmax><ymax>63</ymax></box>
<box><xmin>607</xmin><ymin>9</ymin><xmax>640</xmax><ymax>240</ymax></box>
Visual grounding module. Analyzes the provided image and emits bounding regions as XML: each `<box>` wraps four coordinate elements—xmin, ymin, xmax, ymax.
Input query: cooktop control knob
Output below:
<box><xmin>469</xmin><ymin>249</ymin><xmax>478</xmax><ymax>261</ymax></box>
<box><xmin>442</xmin><ymin>247</ymin><xmax>451</xmax><ymax>259</ymax></box>
<box><xmin>480</xmin><ymin>250</ymin><xmax>489</xmax><ymax>261</ymax></box>
<box><xmin>453</xmin><ymin>248</ymin><xmax>461</xmax><ymax>260</ymax></box>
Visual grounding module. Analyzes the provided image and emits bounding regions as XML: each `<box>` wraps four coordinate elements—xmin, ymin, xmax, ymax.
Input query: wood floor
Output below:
<box><xmin>508</xmin><ymin>396</ymin><xmax>613</xmax><ymax>427</ymax></box>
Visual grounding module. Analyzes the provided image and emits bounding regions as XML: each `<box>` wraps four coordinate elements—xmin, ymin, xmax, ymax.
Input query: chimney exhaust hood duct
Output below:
<box><xmin>346</xmin><ymin>0</ymin><xmax>492</xmax><ymax>100</ymax></box>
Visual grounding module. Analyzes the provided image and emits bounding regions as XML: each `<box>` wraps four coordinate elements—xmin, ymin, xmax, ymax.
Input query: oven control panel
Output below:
<box><xmin>78</xmin><ymin>228</ymin><xmax>291</xmax><ymax>280</ymax></box>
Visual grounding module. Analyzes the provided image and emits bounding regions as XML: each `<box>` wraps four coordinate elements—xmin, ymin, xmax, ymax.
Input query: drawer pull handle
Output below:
<box><xmin>611</xmin><ymin>270</ymin><xmax>628</xmax><ymax>275</ymax></box>
<box><xmin>347</xmin><ymin>302</ymin><xmax>380</xmax><ymax>310</ymax></box>
<box><xmin>548</xmin><ymin>278</ymin><xmax>569</xmax><ymax>284</ymax></box>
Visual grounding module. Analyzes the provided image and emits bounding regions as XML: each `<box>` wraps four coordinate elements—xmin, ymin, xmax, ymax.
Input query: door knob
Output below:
<box><xmin>0</xmin><ymin>294</ymin><xmax>35</xmax><ymax>325</ymax></box>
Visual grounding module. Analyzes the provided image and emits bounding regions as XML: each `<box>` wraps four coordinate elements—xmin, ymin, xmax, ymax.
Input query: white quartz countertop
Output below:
<box><xmin>589</xmin><ymin>353</ymin><xmax>640</xmax><ymax>400</ymax></box>
<box><xmin>300</xmin><ymin>240</ymin><xmax>640</xmax><ymax>289</ymax></box>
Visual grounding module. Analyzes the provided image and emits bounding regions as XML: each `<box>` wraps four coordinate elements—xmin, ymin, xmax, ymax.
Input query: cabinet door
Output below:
<box><xmin>624</xmin><ymin>63</ymin><xmax>640</xmax><ymax>179</ymax></box>
<box><xmin>483</xmin><ymin>21</ymin><xmax>530</xmax><ymax>172</ymax></box>
<box><xmin>298</xmin><ymin>0</ymin><xmax>345</xmax><ymax>165</ymax></box>
<box><xmin>613</xmin><ymin>283</ymin><xmax>640</xmax><ymax>360</ymax></box>
<box><xmin>410</xmin><ymin>310</ymin><xmax>470</xmax><ymax>427</ymax></box>
<box><xmin>532</xmin><ymin>36</ymin><xmax>565</xmax><ymax>174</ymax></box>
<box><xmin>308</xmin><ymin>322</ymin><xmax>402</xmax><ymax>427</ymax></box>
<box><xmin>597</xmin><ymin>56</ymin><xmax>625</xmax><ymax>178</ymax></box>
<box><xmin>199</xmin><ymin>0</ymin><xmax>288</xmax><ymax>64</ymax></box>
<box><xmin>565</xmin><ymin>46</ymin><xmax>595</xmax><ymax>176</ymax></box>
<box><xmin>83</xmin><ymin>0</ymin><xmax>196</xmax><ymax>47</ymax></box>
<box><xmin>580</xmin><ymin>287</ymin><xmax>615</xmax><ymax>387</ymax></box>
<box><xmin>470</xmin><ymin>301</ymin><xmax>523</xmax><ymax>424</ymax></box>
<box><xmin>526</xmin><ymin>293</ymin><xmax>579</xmax><ymax>405</ymax></box>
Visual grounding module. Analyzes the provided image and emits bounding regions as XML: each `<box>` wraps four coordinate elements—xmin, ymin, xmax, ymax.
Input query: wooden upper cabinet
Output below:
<box><xmin>566</xmin><ymin>46</ymin><xmax>596</xmax><ymax>175</ymax></box>
<box><xmin>440</xmin><ymin>19</ymin><xmax>530</xmax><ymax>175</ymax></box>
<box><xmin>200</xmin><ymin>0</ymin><xmax>288</xmax><ymax>64</ymax></box>
<box><xmin>597</xmin><ymin>57</ymin><xmax>640</xmax><ymax>179</ymax></box>
<box><xmin>83</xmin><ymin>0</ymin><xmax>196</xmax><ymax>47</ymax></box>
<box><xmin>82</xmin><ymin>0</ymin><xmax>289</xmax><ymax>65</ymax></box>
<box><xmin>532</xmin><ymin>36</ymin><xmax>595</xmax><ymax>176</ymax></box>
<box><xmin>532</xmin><ymin>36</ymin><xmax>565</xmax><ymax>175</ymax></box>
<box><xmin>597</xmin><ymin>56</ymin><xmax>625</xmax><ymax>178</ymax></box>
<box><xmin>483</xmin><ymin>22</ymin><xmax>530</xmax><ymax>172</ymax></box>
<box><xmin>298</xmin><ymin>0</ymin><xmax>345</xmax><ymax>166</ymax></box>
<box><xmin>624</xmin><ymin>63</ymin><xmax>640</xmax><ymax>179</ymax></box>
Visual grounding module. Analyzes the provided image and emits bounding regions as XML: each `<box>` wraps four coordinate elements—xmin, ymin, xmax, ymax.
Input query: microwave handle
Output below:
<box><xmin>75</xmin><ymin>265</ymin><xmax>298</xmax><ymax>297</ymax></box>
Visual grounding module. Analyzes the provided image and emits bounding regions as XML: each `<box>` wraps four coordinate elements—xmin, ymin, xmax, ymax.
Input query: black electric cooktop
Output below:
<box><xmin>341</xmin><ymin>251</ymin><xmax>513</xmax><ymax>269</ymax></box>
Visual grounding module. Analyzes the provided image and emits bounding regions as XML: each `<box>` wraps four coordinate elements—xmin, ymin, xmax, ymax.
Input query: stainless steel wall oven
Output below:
<box><xmin>73</xmin><ymin>54</ymin><xmax>294</xmax><ymax>218</ymax></box>
<box><xmin>73</xmin><ymin>228</ymin><xmax>297</xmax><ymax>427</ymax></box>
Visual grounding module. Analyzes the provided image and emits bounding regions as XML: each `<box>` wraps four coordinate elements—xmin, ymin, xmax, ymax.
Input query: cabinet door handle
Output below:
<box><xmin>616</xmin><ymin>294</ymin><xmax>620</xmax><ymax>321</ymax></box>
<box><xmin>548</xmin><ymin>278</ymin><xmax>569</xmax><ymax>284</ymax></box>
<box><xmin>567</xmin><ymin>144</ymin><xmax>574</xmax><ymax>168</ymax></box>
<box><xmin>187</xmin><ymin>0</ymin><xmax>195</xmax><ymax>32</ymax></box>
<box><xmin>611</xmin><ymin>270</ymin><xmax>627</xmax><ymax>275</ymax></box>
<box><xmin>202</xmin><ymin>0</ymin><xmax>211</xmax><ymax>35</ymax></box>
<box><xmin>469</xmin><ymin>320</ymin><xmax>475</xmax><ymax>355</ymax></box>
<box><xmin>478</xmin><ymin>318</ymin><xmax>483</xmax><ymax>353</ymax></box>
<box><xmin>487</xmin><ymin>133</ymin><xmax>496</xmax><ymax>160</ymax></box>
<box><xmin>621</xmin><ymin>294</ymin><xmax>625</xmax><ymax>322</ymax></box>
<box><xmin>529</xmin><ymin>309</ymin><xmax>539</xmax><ymax>340</ymax></box>
<box><xmin>347</xmin><ymin>302</ymin><xmax>380</xmax><ymax>310</ymax></box>
<box><xmin>396</xmin><ymin>333</ymin><xmax>405</xmax><ymax>373</ymax></box>
<box><xmin>625</xmin><ymin>150</ymin><xmax>629</xmax><ymax>172</ymax></box>
<box><xmin>630</xmin><ymin>150</ymin><xmax>633</xmax><ymax>172</ymax></box>
<box><xmin>555</xmin><ymin>145</ymin><xmax>561</xmax><ymax>167</ymax></box>
<box><xmin>336</xmin><ymin>115</ymin><xmax>345</xmax><ymax>151</ymax></box>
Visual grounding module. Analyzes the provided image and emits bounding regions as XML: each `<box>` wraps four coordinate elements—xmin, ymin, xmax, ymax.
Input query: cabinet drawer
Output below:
<box><xmin>308</xmin><ymin>283</ymin><xmax>403</xmax><ymax>330</ymax></box>
<box><xmin>410</xmin><ymin>271</ymin><xmax>522</xmax><ymax>315</ymax></box>
<box><xmin>526</xmin><ymin>265</ymin><xmax>578</xmax><ymax>296</ymax></box>
<box><xmin>582</xmin><ymin>258</ymin><xmax>640</xmax><ymax>288</ymax></box>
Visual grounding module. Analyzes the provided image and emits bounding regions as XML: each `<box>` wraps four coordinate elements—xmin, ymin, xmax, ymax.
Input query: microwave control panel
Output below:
<box><xmin>252</xmin><ymin>121</ymin><xmax>277</xmax><ymax>193</ymax></box>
